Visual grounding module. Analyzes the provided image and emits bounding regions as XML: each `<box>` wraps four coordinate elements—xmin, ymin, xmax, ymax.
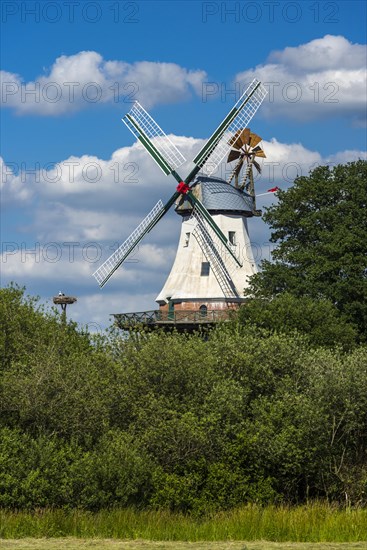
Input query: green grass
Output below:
<box><xmin>1</xmin><ymin>539</ymin><xmax>367</xmax><ymax>550</ymax></box>
<box><xmin>1</xmin><ymin>504</ymin><xmax>366</xmax><ymax>543</ymax></box>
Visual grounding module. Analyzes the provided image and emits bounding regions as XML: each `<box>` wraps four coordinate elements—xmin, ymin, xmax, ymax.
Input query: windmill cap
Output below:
<box><xmin>176</xmin><ymin>176</ymin><xmax>255</xmax><ymax>215</ymax></box>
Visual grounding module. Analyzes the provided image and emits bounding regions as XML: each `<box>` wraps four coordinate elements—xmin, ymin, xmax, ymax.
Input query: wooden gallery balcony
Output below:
<box><xmin>113</xmin><ymin>308</ymin><xmax>237</xmax><ymax>332</ymax></box>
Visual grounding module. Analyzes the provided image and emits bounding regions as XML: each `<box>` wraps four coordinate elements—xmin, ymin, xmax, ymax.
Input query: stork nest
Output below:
<box><xmin>53</xmin><ymin>296</ymin><xmax>77</xmax><ymax>305</ymax></box>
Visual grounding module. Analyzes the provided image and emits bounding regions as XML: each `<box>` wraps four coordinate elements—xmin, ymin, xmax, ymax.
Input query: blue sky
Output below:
<box><xmin>1</xmin><ymin>0</ymin><xmax>366</xmax><ymax>330</ymax></box>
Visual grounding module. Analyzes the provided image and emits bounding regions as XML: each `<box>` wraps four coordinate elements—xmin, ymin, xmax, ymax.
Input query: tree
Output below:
<box><xmin>246</xmin><ymin>161</ymin><xmax>367</xmax><ymax>337</ymax></box>
<box><xmin>0</xmin><ymin>284</ymin><xmax>115</xmax><ymax>443</ymax></box>
<box><xmin>237</xmin><ymin>293</ymin><xmax>358</xmax><ymax>350</ymax></box>
<box><xmin>1</xmin><ymin>285</ymin><xmax>366</xmax><ymax>510</ymax></box>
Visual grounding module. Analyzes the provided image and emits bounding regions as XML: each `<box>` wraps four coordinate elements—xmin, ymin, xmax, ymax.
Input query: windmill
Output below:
<box><xmin>93</xmin><ymin>79</ymin><xmax>268</xmax><ymax>327</ymax></box>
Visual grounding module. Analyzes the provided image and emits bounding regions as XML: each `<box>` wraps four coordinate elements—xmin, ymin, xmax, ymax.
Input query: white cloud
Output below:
<box><xmin>268</xmin><ymin>35</ymin><xmax>366</xmax><ymax>72</ymax></box>
<box><xmin>0</xmin><ymin>136</ymin><xmax>205</xmax><ymax>239</ymax></box>
<box><xmin>236</xmin><ymin>35</ymin><xmax>367</xmax><ymax>124</ymax></box>
<box><xmin>1</xmin><ymin>135</ymin><xmax>366</xmax><ymax>328</ymax></box>
<box><xmin>325</xmin><ymin>149</ymin><xmax>367</xmax><ymax>165</ymax></box>
<box><xmin>0</xmin><ymin>51</ymin><xmax>207</xmax><ymax>115</ymax></box>
<box><xmin>0</xmin><ymin>157</ymin><xmax>33</xmax><ymax>202</ymax></box>
<box><xmin>2</xmin><ymin>135</ymin><xmax>365</xmax><ymax>238</ymax></box>
<box><xmin>2</xmin><ymin>36</ymin><xmax>365</xmax><ymax>124</ymax></box>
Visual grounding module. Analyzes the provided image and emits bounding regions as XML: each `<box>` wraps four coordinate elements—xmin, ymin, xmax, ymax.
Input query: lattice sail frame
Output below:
<box><xmin>93</xmin><ymin>200</ymin><xmax>165</xmax><ymax>287</ymax></box>
<box><xmin>191</xmin><ymin>207</ymin><xmax>239</xmax><ymax>299</ymax></box>
<box><xmin>123</xmin><ymin>101</ymin><xmax>186</xmax><ymax>175</ymax></box>
<box><xmin>194</xmin><ymin>80</ymin><xmax>268</xmax><ymax>176</ymax></box>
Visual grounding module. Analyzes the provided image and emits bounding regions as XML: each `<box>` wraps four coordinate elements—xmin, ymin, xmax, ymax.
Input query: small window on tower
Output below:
<box><xmin>201</xmin><ymin>262</ymin><xmax>210</xmax><ymax>276</ymax></box>
<box><xmin>229</xmin><ymin>231</ymin><xmax>236</xmax><ymax>245</ymax></box>
<box><xmin>184</xmin><ymin>232</ymin><xmax>190</xmax><ymax>247</ymax></box>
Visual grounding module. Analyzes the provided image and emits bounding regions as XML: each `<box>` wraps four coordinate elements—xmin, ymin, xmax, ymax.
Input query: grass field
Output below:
<box><xmin>1</xmin><ymin>540</ymin><xmax>367</xmax><ymax>550</ymax></box>
<box><xmin>1</xmin><ymin>505</ymin><xmax>367</xmax><ymax>543</ymax></box>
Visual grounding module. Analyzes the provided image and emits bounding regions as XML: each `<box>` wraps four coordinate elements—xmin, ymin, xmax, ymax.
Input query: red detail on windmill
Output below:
<box><xmin>267</xmin><ymin>186</ymin><xmax>280</xmax><ymax>192</ymax></box>
<box><xmin>177</xmin><ymin>182</ymin><xmax>190</xmax><ymax>194</ymax></box>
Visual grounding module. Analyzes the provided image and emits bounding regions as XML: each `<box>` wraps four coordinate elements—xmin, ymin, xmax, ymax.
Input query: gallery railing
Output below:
<box><xmin>113</xmin><ymin>308</ymin><xmax>237</xmax><ymax>328</ymax></box>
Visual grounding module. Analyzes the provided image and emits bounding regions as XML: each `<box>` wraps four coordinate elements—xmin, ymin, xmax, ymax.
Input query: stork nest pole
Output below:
<box><xmin>53</xmin><ymin>295</ymin><xmax>77</xmax><ymax>323</ymax></box>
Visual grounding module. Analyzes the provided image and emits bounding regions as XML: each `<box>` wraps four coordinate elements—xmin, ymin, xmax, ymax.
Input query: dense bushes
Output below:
<box><xmin>1</xmin><ymin>285</ymin><xmax>366</xmax><ymax>512</ymax></box>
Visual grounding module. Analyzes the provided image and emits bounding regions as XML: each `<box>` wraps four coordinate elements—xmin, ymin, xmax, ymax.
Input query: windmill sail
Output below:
<box><xmin>93</xmin><ymin>200</ymin><xmax>165</xmax><ymax>287</ymax></box>
<box><xmin>187</xmin><ymin>190</ymin><xmax>242</xmax><ymax>267</ymax></box>
<box><xmin>191</xmin><ymin>207</ymin><xmax>239</xmax><ymax>299</ymax></box>
<box><xmin>192</xmin><ymin>79</ymin><xmax>267</xmax><ymax>177</ymax></box>
<box><xmin>123</xmin><ymin>101</ymin><xmax>186</xmax><ymax>177</ymax></box>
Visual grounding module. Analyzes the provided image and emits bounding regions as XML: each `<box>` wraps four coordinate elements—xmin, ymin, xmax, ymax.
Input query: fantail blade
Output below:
<box><xmin>227</xmin><ymin>149</ymin><xmax>241</xmax><ymax>163</ymax></box>
<box><xmin>253</xmin><ymin>159</ymin><xmax>262</xmax><ymax>173</ymax></box>
<box><xmin>252</xmin><ymin>145</ymin><xmax>266</xmax><ymax>158</ymax></box>
<box><xmin>249</xmin><ymin>132</ymin><xmax>262</xmax><ymax>148</ymax></box>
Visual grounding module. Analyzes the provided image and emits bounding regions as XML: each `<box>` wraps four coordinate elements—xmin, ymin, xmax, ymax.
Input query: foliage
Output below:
<box><xmin>237</xmin><ymin>293</ymin><xmax>358</xmax><ymax>350</ymax></box>
<box><xmin>1</xmin><ymin>284</ymin><xmax>367</xmax><ymax>513</ymax></box>
<box><xmin>0</xmin><ymin>283</ymin><xmax>92</xmax><ymax>373</ymax></box>
<box><xmin>246</xmin><ymin>161</ymin><xmax>367</xmax><ymax>338</ymax></box>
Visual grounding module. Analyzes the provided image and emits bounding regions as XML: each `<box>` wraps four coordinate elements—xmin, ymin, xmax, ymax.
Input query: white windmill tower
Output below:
<box><xmin>93</xmin><ymin>79</ymin><xmax>268</xmax><ymax>329</ymax></box>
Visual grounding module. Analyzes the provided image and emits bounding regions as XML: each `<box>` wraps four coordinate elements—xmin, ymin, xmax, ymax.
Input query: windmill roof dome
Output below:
<box><xmin>176</xmin><ymin>176</ymin><xmax>255</xmax><ymax>215</ymax></box>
